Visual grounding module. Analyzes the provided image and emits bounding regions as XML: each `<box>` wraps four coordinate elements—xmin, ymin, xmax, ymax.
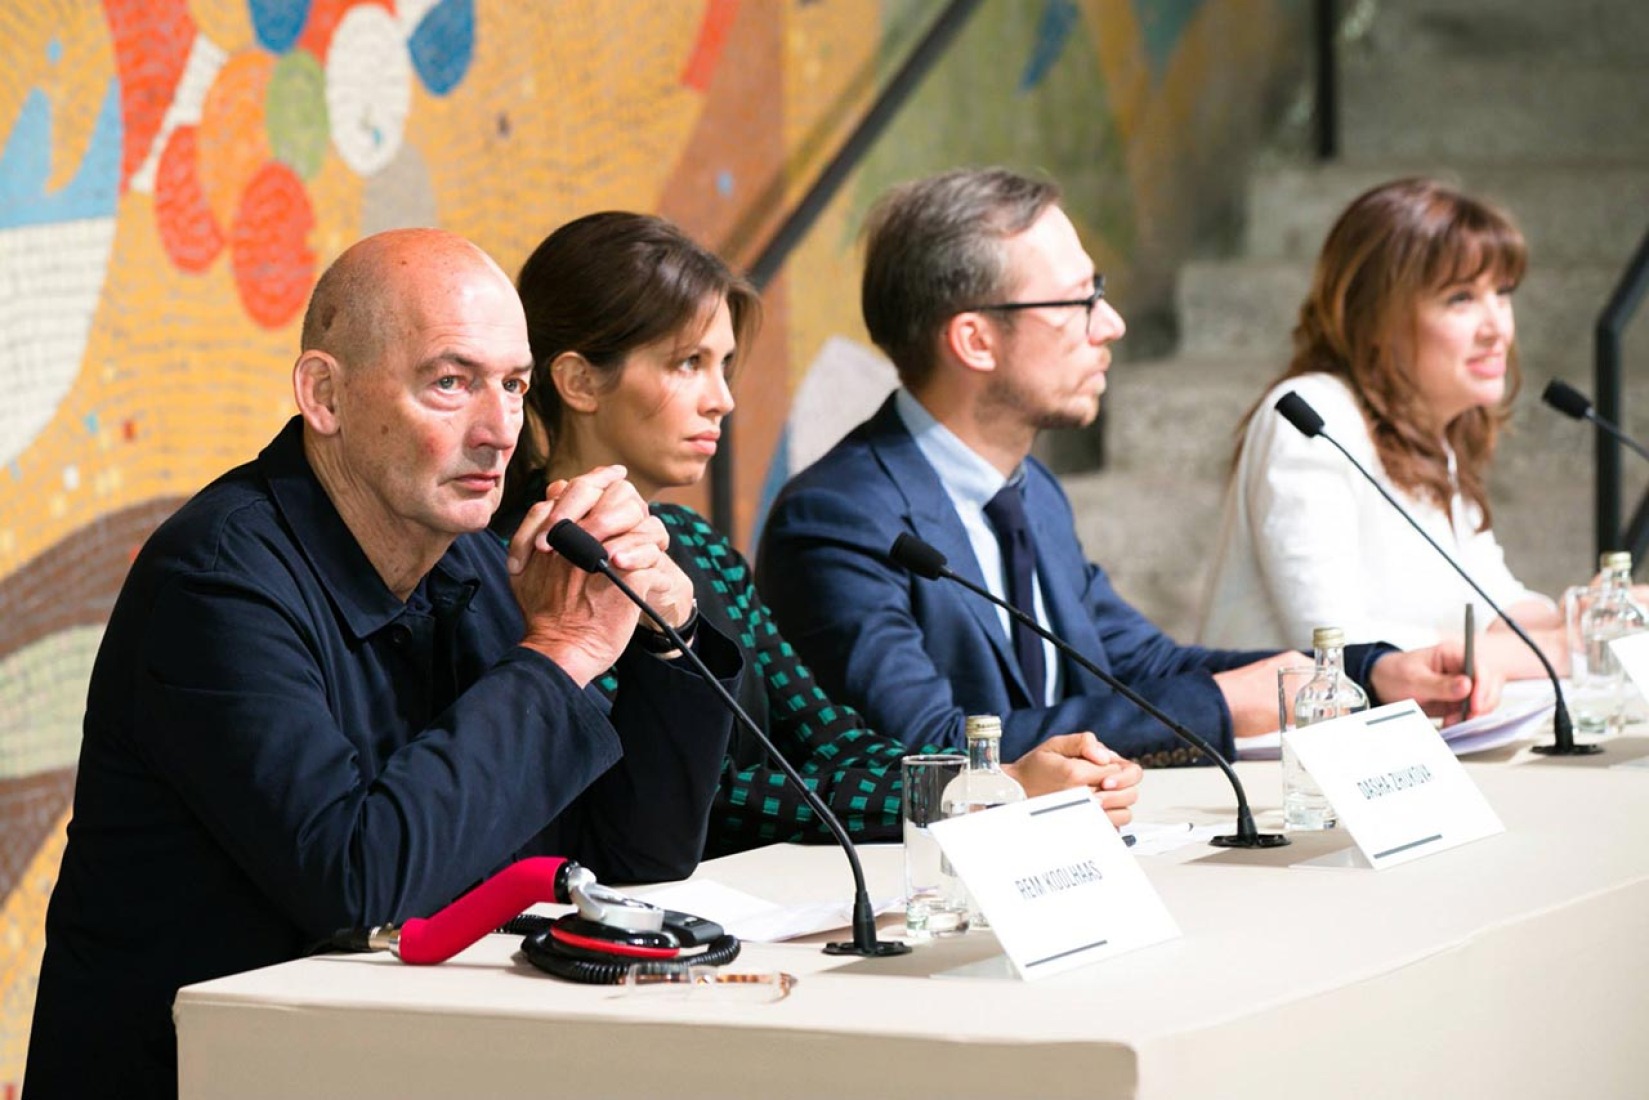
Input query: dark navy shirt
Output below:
<box><xmin>25</xmin><ymin>418</ymin><xmax>739</xmax><ymax>1099</ymax></box>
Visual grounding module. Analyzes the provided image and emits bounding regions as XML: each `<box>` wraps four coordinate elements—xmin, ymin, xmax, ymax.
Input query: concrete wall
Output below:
<box><xmin>1075</xmin><ymin>0</ymin><xmax>1649</xmax><ymax>642</ymax></box>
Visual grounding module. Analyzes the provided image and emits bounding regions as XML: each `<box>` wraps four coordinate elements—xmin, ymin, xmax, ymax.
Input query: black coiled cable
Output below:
<box><xmin>518</xmin><ymin>927</ymin><xmax>742</xmax><ymax>984</ymax></box>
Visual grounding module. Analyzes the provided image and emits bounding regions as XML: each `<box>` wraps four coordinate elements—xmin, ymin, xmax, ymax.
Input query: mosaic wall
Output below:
<box><xmin>0</xmin><ymin>1</ymin><xmax>1306</xmax><ymax>1086</ymax></box>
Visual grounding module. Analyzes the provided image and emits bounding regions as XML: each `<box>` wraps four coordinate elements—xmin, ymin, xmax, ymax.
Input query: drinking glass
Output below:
<box><xmin>1564</xmin><ymin>583</ymin><xmax>1623</xmax><ymax>733</ymax></box>
<box><xmin>1277</xmin><ymin>665</ymin><xmax>1334</xmax><ymax>830</ymax></box>
<box><xmin>901</xmin><ymin>753</ymin><xmax>969</xmax><ymax>938</ymax></box>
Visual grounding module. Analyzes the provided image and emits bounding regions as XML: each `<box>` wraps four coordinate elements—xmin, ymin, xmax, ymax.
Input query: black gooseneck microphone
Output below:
<box><xmin>1273</xmin><ymin>390</ymin><xmax>1597</xmax><ymax>756</ymax></box>
<box><xmin>1542</xmin><ymin>379</ymin><xmax>1649</xmax><ymax>464</ymax></box>
<box><xmin>546</xmin><ymin>518</ymin><xmax>911</xmax><ymax>957</ymax></box>
<box><xmin>887</xmin><ymin>533</ymin><xmax>1289</xmax><ymax>849</ymax></box>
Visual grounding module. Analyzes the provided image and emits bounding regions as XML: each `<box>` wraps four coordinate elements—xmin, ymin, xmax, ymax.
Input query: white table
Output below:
<box><xmin>176</xmin><ymin>751</ymin><xmax>1649</xmax><ymax>1099</ymax></box>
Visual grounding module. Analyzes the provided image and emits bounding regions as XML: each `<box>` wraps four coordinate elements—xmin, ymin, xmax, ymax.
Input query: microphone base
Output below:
<box><xmin>823</xmin><ymin>939</ymin><xmax>913</xmax><ymax>957</ymax></box>
<box><xmin>1209</xmin><ymin>832</ymin><xmax>1290</xmax><ymax>849</ymax></box>
<box><xmin>1530</xmin><ymin>742</ymin><xmax>1604</xmax><ymax>757</ymax></box>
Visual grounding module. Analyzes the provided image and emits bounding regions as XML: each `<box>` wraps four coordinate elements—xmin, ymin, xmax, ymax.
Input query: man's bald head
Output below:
<box><xmin>300</xmin><ymin>228</ymin><xmax>513</xmax><ymax>370</ymax></box>
<box><xmin>293</xmin><ymin>227</ymin><xmax>533</xmax><ymax>593</ymax></box>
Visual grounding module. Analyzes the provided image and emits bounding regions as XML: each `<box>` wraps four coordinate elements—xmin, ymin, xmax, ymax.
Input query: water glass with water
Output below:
<box><xmin>901</xmin><ymin>753</ymin><xmax>969</xmax><ymax>938</ymax></box>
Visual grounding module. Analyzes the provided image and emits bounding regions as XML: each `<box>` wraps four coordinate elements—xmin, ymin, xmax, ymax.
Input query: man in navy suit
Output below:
<box><xmin>757</xmin><ymin>167</ymin><xmax>1489</xmax><ymax>765</ymax></box>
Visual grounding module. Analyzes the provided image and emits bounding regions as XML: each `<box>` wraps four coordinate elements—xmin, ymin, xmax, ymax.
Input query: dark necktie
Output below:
<box><xmin>983</xmin><ymin>483</ymin><xmax>1046</xmax><ymax>704</ymax></box>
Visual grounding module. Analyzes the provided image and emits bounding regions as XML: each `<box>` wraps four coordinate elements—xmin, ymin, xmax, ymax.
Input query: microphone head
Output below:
<box><xmin>1274</xmin><ymin>391</ymin><xmax>1325</xmax><ymax>438</ymax></box>
<box><xmin>545</xmin><ymin>519</ymin><xmax>609</xmax><ymax>573</ymax></box>
<box><xmin>888</xmin><ymin>533</ymin><xmax>949</xmax><ymax>580</ymax></box>
<box><xmin>1542</xmin><ymin>378</ymin><xmax>1592</xmax><ymax>420</ymax></box>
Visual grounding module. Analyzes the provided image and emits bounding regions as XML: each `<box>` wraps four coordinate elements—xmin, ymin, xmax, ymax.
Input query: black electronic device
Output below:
<box><xmin>1542</xmin><ymin>379</ymin><xmax>1649</xmax><ymax>464</ymax></box>
<box><xmin>327</xmin><ymin>856</ymin><xmax>742</xmax><ymax>984</ymax></box>
<box><xmin>520</xmin><ymin>917</ymin><xmax>742</xmax><ymax>984</ymax></box>
<box><xmin>662</xmin><ymin>910</ymin><xmax>726</xmax><ymax>946</ymax></box>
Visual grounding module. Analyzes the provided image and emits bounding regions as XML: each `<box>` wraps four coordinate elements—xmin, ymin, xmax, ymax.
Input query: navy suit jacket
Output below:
<box><xmin>759</xmin><ymin>396</ymin><xmax>1371</xmax><ymax>764</ymax></box>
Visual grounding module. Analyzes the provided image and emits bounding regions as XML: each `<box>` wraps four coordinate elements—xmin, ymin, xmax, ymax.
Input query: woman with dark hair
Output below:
<box><xmin>1198</xmin><ymin>178</ymin><xmax>1559</xmax><ymax>667</ymax></box>
<box><xmin>495</xmin><ymin>212</ymin><xmax>1141</xmax><ymax>857</ymax></box>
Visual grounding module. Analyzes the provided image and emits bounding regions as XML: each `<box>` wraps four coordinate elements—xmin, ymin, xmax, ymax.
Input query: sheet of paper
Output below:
<box><xmin>1233</xmin><ymin>731</ymin><xmax>1282</xmax><ymax>761</ymax></box>
<box><xmin>1440</xmin><ymin>680</ymin><xmax>1554</xmax><ymax>752</ymax></box>
<box><xmin>1121</xmin><ymin>821</ymin><xmax>1228</xmax><ymax>856</ymax></box>
<box><xmin>635</xmin><ymin>879</ymin><xmax>900</xmax><ymax>943</ymax></box>
<box><xmin>1236</xmin><ymin>679</ymin><xmax>1555</xmax><ymax>762</ymax></box>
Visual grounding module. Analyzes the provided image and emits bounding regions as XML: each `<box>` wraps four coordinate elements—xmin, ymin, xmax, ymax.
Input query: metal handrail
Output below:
<box><xmin>1315</xmin><ymin>0</ymin><xmax>1338</xmax><ymax>160</ymax></box>
<box><xmin>1596</xmin><ymin>225</ymin><xmax>1649</xmax><ymax>561</ymax></box>
<box><xmin>707</xmin><ymin>0</ymin><xmax>984</xmax><ymax>537</ymax></box>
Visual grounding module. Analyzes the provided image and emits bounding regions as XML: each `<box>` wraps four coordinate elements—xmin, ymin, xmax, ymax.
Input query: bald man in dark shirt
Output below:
<box><xmin>24</xmin><ymin>230</ymin><xmax>740</xmax><ymax>1099</ymax></box>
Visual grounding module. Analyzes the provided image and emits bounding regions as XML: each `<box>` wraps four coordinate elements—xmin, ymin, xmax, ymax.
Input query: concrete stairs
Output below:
<box><xmin>1066</xmin><ymin>0</ymin><xmax>1649</xmax><ymax>641</ymax></box>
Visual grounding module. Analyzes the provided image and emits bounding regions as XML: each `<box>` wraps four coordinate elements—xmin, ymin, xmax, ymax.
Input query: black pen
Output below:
<box><xmin>1461</xmin><ymin>604</ymin><xmax>1475</xmax><ymax>721</ymax></box>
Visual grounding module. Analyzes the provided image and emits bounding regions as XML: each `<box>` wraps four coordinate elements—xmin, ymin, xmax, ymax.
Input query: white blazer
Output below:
<box><xmin>1197</xmin><ymin>372</ymin><xmax>1542</xmax><ymax>651</ymax></box>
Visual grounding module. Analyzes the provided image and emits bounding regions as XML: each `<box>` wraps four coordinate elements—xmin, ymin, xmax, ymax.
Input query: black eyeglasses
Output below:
<box><xmin>961</xmin><ymin>275</ymin><xmax>1107</xmax><ymax>331</ymax></box>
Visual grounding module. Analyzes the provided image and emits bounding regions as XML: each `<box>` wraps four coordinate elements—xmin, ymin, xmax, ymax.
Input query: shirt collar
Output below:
<box><xmin>894</xmin><ymin>388</ymin><xmax>1022</xmax><ymax>510</ymax></box>
<box><xmin>260</xmin><ymin>416</ymin><xmax>482</xmax><ymax>640</ymax></box>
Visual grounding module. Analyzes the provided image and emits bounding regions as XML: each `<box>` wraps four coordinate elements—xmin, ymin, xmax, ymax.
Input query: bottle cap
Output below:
<box><xmin>1601</xmin><ymin>550</ymin><xmax>1632</xmax><ymax>573</ymax></box>
<box><xmin>1311</xmin><ymin>626</ymin><xmax>1345</xmax><ymax>649</ymax></box>
<box><xmin>964</xmin><ymin>714</ymin><xmax>1003</xmax><ymax>741</ymax></box>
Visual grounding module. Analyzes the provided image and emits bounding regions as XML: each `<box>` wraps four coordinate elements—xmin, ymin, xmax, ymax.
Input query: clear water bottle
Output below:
<box><xmin>941</xmin><ymin>715</ymin><xmax>1026</xmax><ymax>929</ymax></box>
<box><xmin>1578</xmin><ymin>551</ymin><xmax>1647</xmax><ymax>733</ymax></box>
<box><xmin>1283</xmin><ymin>627</ymin><xmax>1368</xmax><ymax>830</ymax></box>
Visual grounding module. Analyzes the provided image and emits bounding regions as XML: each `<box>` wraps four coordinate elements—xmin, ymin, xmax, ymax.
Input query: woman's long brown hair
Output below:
<box><xmin>501</xmin><ymin>212</ymin><xmax>761</xmax><ymax>521</ymax></box>
<box><xmin>1233</xmin><ymin>178</ymin><xmax>1527</xmax><ymax>530</ymax></box>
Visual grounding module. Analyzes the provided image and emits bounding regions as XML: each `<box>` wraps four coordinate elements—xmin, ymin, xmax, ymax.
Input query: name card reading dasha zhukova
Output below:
<box><xmin>928</xmin><ymin>791</ymin><xmax>1179</xmax><ymax>980</ymax></box>
<box><xmin>1283</xmin><ymin>700</ymin><xmax>1504</xmax><ymax>870</ymax></box>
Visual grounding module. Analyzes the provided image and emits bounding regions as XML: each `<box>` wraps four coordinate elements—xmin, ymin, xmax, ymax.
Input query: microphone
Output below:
<box><xmin>1542</xmin><ymin>378</ymin><xmax>1592</xmax><ymax>420</ymax></box>
<box><xmin>1274</xmin><ymin>391</ymin><xmax>1596</xmax><ymax>756</ymax></box>
<box><xmin>1541</xmin><ymin>379</ymin><xmax>1649</xmax><ymax>464</ymax></box>
<box><xmin>887</xmin><ymin>533</ymin><xmax>1288</xmax><ymax>849</ymax></box>
<box><xmin>329</xmin><ymin>855</ymin><xmax>745</xmax><ymax>983</ymax></box>
<box><xmin>331</xmin><ymin>856</ymin><xmax>585</xmax><ymax>963</ymax></box>
<box><xmin>546</xmin><ymin>518</ymin><xmax>911</xmax><ymax>957</ymax></box>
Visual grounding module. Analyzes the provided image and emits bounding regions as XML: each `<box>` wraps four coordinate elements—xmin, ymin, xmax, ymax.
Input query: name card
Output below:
<box><xmin>927</xmin><ymin>791</ymin><xmax>1179</xmax><ymax>980</ymax></box>
<box><xmin>1608</xmin><ymin>631</ymin><xmax>1649</xmax><ymax>694</ymax></box>
<box><xmin>1283</xmin><ymin>699</ymin><xmax>1504</xmax><ymax>870</ymax></box>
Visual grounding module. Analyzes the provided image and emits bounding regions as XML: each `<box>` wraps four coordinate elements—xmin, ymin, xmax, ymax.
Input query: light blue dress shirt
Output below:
<box><xmin>895</xmin><ymin>389</ymin><xmax>1060</xmax><ymax>706</ymax></box>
